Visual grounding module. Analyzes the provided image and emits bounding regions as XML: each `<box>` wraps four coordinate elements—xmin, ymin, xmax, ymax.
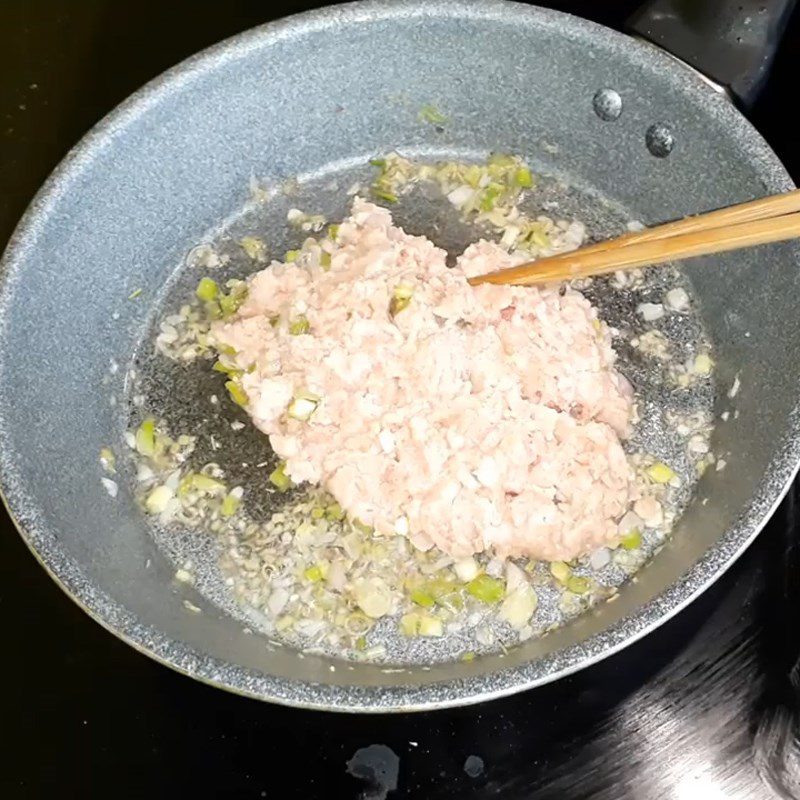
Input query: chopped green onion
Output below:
<box><xmin>355</xmin><ymin>635</ymin><xmax>368</xmax><ymax>651</ymax></box>
<box><xmin>135</xmin><ymin>418</ymin><xmax>157</xmax><ymax>457</ymax></box>
<box><xmin>461</xmin><ymin>651</ymin><xmax>476</xmax><ymax>663</ymax></box>
<box><xmin>369</xmin><ymin>158</ymin><xmax>386</xmax><ymax>168</ymax></box>
<box><xmin>285</xmin><ymin>250</ymin><xmax>300</xmax><ymax>263</ymax></box>
<box><xmin>566</xmin><ymin>576</ymin><xmax>591</xmax><ymax>595</ymax></box>
<box><xmin>327</xmin><ymin>224</ymin><xmax>340</xmax><ymax>241</ymax></box>
<box><xmin>621</xmin><ymin>528</ymin><xmax>642</xmax><ymax>550</ymax></box>
<box><xmin>195</xmin><ymin>277</ymin><xmax>218</xmax><ymax>302</ymax></box>
<box><xmin>320</xmin><ymin>251</ymin><xmax>332</xmax><ymax>269</ymax></box>
<box><xmin>225</xmin><ymin>380</ymin><xmax>248</xmax><ymax>407</ymax></box>
<box><xmin>268</xmin><ymin>462</ymin><xmax>292</xmax><ymax>492</ymax></box>
<box><xmin>466</xmin><ymin>574</ymin><xmax>505</xmax><ymax>604</ymax></box>
<box><xmin>311</xmin><ymin>506</ymin><xmax>325</xmax><ymax>520</ymax></box>
<box><xmin>128</xmin><ymin>288</ymin><xmax>142</xmax><ymax>300</ymax></box>
<box><xmin>289</xmin><ymin>316</ymin><xmax>311</xmax><ymax>336</ymax></box>
<box><xmin>549</xmin><ymin>561</ymin><xmax>571</xmax><ymax>583</ymax></box>
<box><xmin>646</xmin><ymin>462</ymin><xmax>676</xmax><ymax>484</ymax></box>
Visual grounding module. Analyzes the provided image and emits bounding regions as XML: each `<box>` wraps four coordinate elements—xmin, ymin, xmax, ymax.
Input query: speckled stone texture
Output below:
<box><xmin>0</xmin><ymin>0</ymin><xmax>798</xmax><ymax>711</ymax></box>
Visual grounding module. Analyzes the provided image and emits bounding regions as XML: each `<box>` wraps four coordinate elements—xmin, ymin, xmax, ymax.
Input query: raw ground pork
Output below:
<box><xmin>213</xmin><ymin>199</ymin><xmax>637</xmax><ymax>562</ymax></box>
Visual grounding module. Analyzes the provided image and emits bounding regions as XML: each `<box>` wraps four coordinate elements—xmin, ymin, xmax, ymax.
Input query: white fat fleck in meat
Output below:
<box><xmin>213</xmin><ymin>198</ymin><xmax>637</xmax><ymax>562</ymax></box>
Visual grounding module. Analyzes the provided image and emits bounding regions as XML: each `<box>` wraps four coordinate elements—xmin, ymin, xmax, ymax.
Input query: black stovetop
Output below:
<box><xmin>2</xmin><ymin>2</ymin><xmax>800</xmax><ymax>798</ymax></box>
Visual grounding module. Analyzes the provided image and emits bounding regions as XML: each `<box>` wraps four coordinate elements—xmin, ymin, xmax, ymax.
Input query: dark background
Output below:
<box><xmin>2</xmin><ymin>2</ymin><xmax>800</xmax><ymax>798</ymax></box>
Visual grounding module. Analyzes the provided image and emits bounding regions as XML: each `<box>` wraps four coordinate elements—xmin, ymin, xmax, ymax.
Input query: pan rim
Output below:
<box><xmin>1</xmin><ymin>0</ymin><xmax>797</xmax><ymax>712</ymax></box>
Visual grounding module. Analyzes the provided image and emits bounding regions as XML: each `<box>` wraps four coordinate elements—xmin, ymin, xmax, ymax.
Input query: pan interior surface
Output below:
<box><xmin>0</xmin><ymin>1</ymin><xmax>798</xmax><ymax>710</ymax></box>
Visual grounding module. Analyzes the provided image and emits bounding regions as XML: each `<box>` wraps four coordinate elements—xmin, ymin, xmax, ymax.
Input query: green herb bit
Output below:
<box><xmin>268</xmin><ymin>462</ymin><xmax>292</xmax><ymax>492</ymax></box>
<box><xmin>514</xmin><ymin>166</ymin><xmax>534</xmax><ymax>188</ymax></box>
<box><xmin>369</xmin><ymin>158</ymin><xmax>387</xmax><ymax>168</ymax></box>
<box><xmin>327</xmin><ymin>224</ymin><xmax>340</xmax><ymax>242</ymax></box>
<box><xmin>288</xmin><ymin>316</ymin><xmax>311</xmax><ymax>336</ymax></box>
<box><xmin>303</xmin><ymin>564</ymin><xmax>325</xmax><ymax>583</ymax></box>
<box><xmin>326</xmin><ymin>502</ymin><xmax>345</xmax><ymax>521</ymax></box>
<box><xmin>372</xmin><ymin>188</ymin><xmax>398</xmax><ymax>204</ymax></box>
<box><xmin>220</xmin><ymin>491</ymin><xmax>241</xmax><ymax>517</ymax></box>
<box><xmin>410</xmin><ymin>589</ymin><xmax>436</xmax><ymax>609</ymax></box>
<box><xmin>219</xmin><ymin>282</ymin><xmax>248</xmax><ymax>317</ymax></box>
<box><xmin>178</xmin><ymin>472</ymin><xmax>226</xmax><ymax>499</ymax></box>
<box><xmin>285</xmin><ymin>249</ymin><xmax>300</xmax><ymax>263</ymax></box>
<box><xmin>128</xmin><ymin>288</ymin><xmax>143</xmax><ymax>300</ymax></box>
<box><xmin>466</xmin><ymin>574</ymin><xmax>505</xmax><ymax>604</ymax></box>
<box><xmin>320</xmin><ymin>251</ymin><xmax>332</xmax><ymax>269</ymax></box>
<box><xmin>419</xmin><ymin>104</ymin><xmax>448</xmax><ymax>125</ymax></box>
<box><xmin>479</xmin><ymin>183</ymin><xmax>503</xmax><ymax>212</ymax></box>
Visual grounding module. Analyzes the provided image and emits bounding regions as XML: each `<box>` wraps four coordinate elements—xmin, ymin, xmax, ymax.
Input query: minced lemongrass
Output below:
<box><xmin>693</xmin><ymin>353</ymin><xmax>713</xmax><ymax>375</ymax></box>
<box><xmin>288</xmin><ymin>392</ymin><xmax>320</xmax><ymax>421</ymax></box>
<box><xmin>135</xmin><ymin>418</ymin><xmax>157</xmax><ymax>457</ymax></box>
<box><xmin>269</xmin><ymin>462</ymin><xmax>292</xmax><ymax>492</ymax></box>
<box><xmin>646</xmin><ymin>462</ymin><xmax>676</xmax><ymax>484</ymax></box>
<box><xmin>221</xmin><ymin>487</ymin><xmax>243</xmax><ymax>517</ymax></box>
<box><xmin>453</xmin><ymin>557</ymin><xmax>480</xmax><ymax>582</ymax></box>
<box><xmin>178</xmin><ymin>472</ymin><xmax>226</xmax><ymax>498</ymax></box>
<box><xmin>418</xmin><ymin>615</ymin><xmax>444</xmax><ymax>637</ymax></box>
<box><xmin>304</xmin><ymin>564</ymin><xmax>325</xmax><ymax>583</ymax></box>
<box><xmin>549</xmin><ymin>561</ymin><xmax>571</xmax><ymax>582</ymax></box>
<box><xmin>145</xmin><ymin>484</ymin><xmax>173</xmax><ymax>514</ymax></box>
<box><xmin>99</xmin><ymin>447</ymin><xmax>116</xmax><ymax>473</ymax></box>
<box><xmin>289</xmin><ymin>316</ymin><xmax>311</xmax><ymax>336</ymax></box>
<box><xmin>196</xmin><ymin>277</ymin><xmax>218</xmax><ymax>302</ymax></box>
<box><xmin>499</xmin><ymin>585</ymin><xmax>538</xmax><ymax>629</ymax></box>
<box><xmin>466</xmin><ymin>574</ymin><xmax>505</xmax><ymax>604</ymax></box>
<box><xmin>225</xmin><ymin>380</ymin><xmax>248</xmax><ymax>407</ymax></box>
<box><xmin>621</xmin><ymin>528</ymin><xmax>642</xmax><ymax>550</ymax></box>
<box><xmin>240</xmin><ymin>236</ymin><xmax>267</xmax><ymax>262</ymax></box>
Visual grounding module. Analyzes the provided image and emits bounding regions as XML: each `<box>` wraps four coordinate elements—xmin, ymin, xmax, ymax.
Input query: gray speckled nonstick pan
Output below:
<box><xmin>1</xmin><ymin>0</ymin><xmax>799</xmax><ymax>711</ymax></box>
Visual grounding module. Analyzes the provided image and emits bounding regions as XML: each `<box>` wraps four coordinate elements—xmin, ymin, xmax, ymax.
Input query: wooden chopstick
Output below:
<box><xmin>468</xmin><ymin>190</ymin><xmax>800</xmax><ymax>287</ymax></box>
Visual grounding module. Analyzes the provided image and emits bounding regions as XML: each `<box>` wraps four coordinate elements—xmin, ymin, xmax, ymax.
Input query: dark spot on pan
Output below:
<box><xmin>646</xmin><ymin>123</ymin><xmax>675</xmax><ymax>158</ymax></box>
<box><xmin>593</xmin><ymin>88</ymin><xmax>622</xmax><ymax>121</ymax></box>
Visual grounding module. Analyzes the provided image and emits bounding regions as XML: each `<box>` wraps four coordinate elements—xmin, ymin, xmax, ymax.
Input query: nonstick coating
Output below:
<box><xmin>1</xmin><ymin>0</ymin><xmax>799</xmax><ymax>711</ymax></box>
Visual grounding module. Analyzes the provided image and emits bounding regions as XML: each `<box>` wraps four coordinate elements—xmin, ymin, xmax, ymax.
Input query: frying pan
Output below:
<box><xmin>1</xmin><ymin>0</ymin><xmax>798</xmax><ymax>712</ymax></box>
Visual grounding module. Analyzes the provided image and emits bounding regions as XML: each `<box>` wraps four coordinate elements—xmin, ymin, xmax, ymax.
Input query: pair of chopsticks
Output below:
<box><xmin>468</xmin><ymin>188</ymin><xmax>800</xmax><ymax>287</ymax></box>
